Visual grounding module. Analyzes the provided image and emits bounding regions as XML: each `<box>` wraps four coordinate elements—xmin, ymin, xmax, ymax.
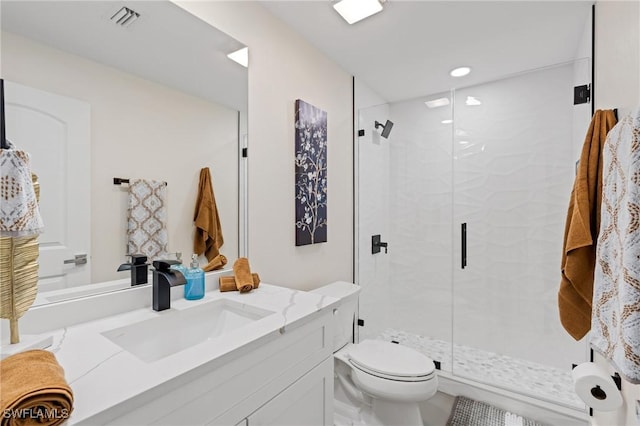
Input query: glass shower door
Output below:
<box><xmin>357</xmin><ymin>102</ymin><xmax>393</xmax><ymax>343</ymax></box>
<box><xmin>451</xmin><ymin>60</ymin><xmax>590</xmax><ymax>408</ymax></box>
<box><xmin>356</xmin><ymin>58</ymin><xmax>590</xmax><ymax>409</ymax></box>
<box><xmin>356</xmin><ymin>93</ymin><xmax>454</xmax><ymax>371</ymax></box>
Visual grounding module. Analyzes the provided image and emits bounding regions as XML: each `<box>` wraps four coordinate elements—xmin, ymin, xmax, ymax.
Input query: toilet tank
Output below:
<box><xmin>310</xmin><ymin>281</ymin><xmax>361</xmax><ymax>351</ymax></box>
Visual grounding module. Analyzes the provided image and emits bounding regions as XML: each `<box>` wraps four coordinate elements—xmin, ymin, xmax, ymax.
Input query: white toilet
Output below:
<box><xmin>311</xmin><ymin>281</ymin><xmax>438</xmax><ymax>426</ymax></box>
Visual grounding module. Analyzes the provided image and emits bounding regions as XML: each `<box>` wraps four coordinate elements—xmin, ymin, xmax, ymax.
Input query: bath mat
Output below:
<box><xmin>447</xmin><ymin>396</ymin><xmax>546</xmax><ymax>426</ymax></box>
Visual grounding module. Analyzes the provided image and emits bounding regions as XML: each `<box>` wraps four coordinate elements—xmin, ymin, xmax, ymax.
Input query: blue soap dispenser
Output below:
<box><xmin>184</xmin><ymin>254</ymin><xmax>205</xmax><ymax>300</ymax></box>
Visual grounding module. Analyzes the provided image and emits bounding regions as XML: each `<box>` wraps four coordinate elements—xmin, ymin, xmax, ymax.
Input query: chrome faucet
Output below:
<box><xmin>152</xmin><ymin>260</ymin><xmax>187</xmax><ymax>311</ymax></box>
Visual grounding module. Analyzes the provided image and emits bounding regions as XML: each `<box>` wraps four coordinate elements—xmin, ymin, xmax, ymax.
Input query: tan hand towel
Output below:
<box><xmin>203</xmin><ymin>254</ymin><xmax>227</xmax><ymax>272</ymax></box>
<box><xmin>219</xmin><ymin>273</ymin><xmax>260</xmax><ymax>292</ymax></box>
<box><xmin>558</xmin><ymin>109</ymin><xmax>617</xmax><ymax>340</ymax></box>
<box><xmin>233</xmin><ymin>258</ymin><xmax>254</xmax><ymax>293</ymax></box>
<box><xmin>193</xmin><ymin>167</ymin><xmax>224</xmax><ymax>261</ymax></box>
<box><xmin>0</xmin><ymin>349</ymin><xmax>73</xmax><ymax>426</ymax></box>
<box><xmin>127</xmin><ymin>179</ymin><xmax>168</xmax><ymax>260</ymax></box>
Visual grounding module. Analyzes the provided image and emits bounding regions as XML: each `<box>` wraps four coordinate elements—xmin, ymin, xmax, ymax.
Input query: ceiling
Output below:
<box><xmin>2</xmin><ymin>1</ymin><xmax>592</xmax><ymax>108</ymax></box>
<box><xmin>1</xmin><ymin>1</ymin><xmax>248</xmax><ymax>111</ymax></box>
<box><xmin>262</xmin><ymin>1</ymin><xmax>593</xmax><ymax>102</ymax></box>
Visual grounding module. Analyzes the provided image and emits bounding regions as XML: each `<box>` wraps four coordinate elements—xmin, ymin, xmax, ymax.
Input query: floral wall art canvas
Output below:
<box><xmin>294</xmin><ymin>99</ymin><xmax>327</xmax><ymax>246</ymax></box>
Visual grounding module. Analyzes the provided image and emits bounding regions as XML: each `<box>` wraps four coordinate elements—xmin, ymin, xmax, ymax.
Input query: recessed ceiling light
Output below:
<box><xmin>227</xmin><ymin>47</ymin><xmax>249</xmax><ymax>68</ymax></box>
<box><xmin>450</xmin><ymin>67</ymin><xmax>471</xmax><ymax>77</ymax></box>
<box><xmin>441</xmin><ymin>119</ymin><xmax>453</xmax><ymax>124</ymax></box>
<box><xmin>334</xmin><ymin>0</ymin><xmax>383</xmax><ymax>24</ymax></box>
<box><xmin>465</xmin><ymin>96</ymin><xmax>481</xmax><ymax>106</ymax></box>
<box><xmin>425</xmin><ymin>98</ymin><xmax>450</xmax><ymax>108</ymax></box>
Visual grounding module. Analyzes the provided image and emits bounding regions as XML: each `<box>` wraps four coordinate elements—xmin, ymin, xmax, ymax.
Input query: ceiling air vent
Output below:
<box><xmin>110</xmin><ymin>6</ymin><xmax>140</xmax><ymax>28</ymax></box>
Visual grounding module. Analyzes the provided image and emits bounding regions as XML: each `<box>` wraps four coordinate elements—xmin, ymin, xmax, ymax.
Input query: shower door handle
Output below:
<box><xmin>461</xmin><ymin>223</ymin><xmax>467</xmax><ymax>269</ymax></box>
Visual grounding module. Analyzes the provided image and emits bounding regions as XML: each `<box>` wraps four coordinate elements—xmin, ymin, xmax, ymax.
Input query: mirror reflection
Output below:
<box><xmin>1</xmin><ymin>1</ymin><xmax>248</xmax><ymax>305</ymax></box>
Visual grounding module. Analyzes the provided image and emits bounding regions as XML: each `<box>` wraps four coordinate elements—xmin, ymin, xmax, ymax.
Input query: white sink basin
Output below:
<box><xmin>101</xmin><ymin>299</ymin><xmax>274</xmax><ymax>363</ymax></box>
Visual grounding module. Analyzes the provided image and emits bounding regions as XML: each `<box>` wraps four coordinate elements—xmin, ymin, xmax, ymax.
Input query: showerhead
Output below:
<box><xmin>375</xmin><ymin>119</ymin><xmax>394</xmax><ymax>139</ymax></box>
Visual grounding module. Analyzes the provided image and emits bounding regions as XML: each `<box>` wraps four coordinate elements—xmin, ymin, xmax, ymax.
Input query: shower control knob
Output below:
<box><xmin>372</xmin><ymin>235</ymin><xmax>388</xmax><ymax>254</ymax></box>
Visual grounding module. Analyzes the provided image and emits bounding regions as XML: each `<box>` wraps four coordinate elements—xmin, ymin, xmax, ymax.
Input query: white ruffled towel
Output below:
<box><xmin>0</xmin><ymin>148</ymin><xmax>44</xmax><ymax>237</ymax></box>
<box><xmin>591</xmin><ymin>106</ymin><xmax>640</xmax><ymax>383</ymax></box>
<box><xmin>127</xmin><ymin>179</ymin><xmax>168</xmax><ymax>260</ymax></box>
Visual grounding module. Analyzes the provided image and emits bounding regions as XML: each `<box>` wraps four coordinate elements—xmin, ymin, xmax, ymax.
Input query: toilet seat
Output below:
<box><xmin>347</xmin><ymin>339</ymin><xmax>436</xmax><ymax>382</ymax></box>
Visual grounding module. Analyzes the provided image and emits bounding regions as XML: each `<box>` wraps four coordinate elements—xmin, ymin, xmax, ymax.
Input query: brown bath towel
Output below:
<box><xmin>219</xmin><ymin>273</ymin><xmax>261</xmax><ymax>292</ymax></box>
<box><xmin>193</xmin><ymin>167</ymin><xmax>224</xmax><ymax>261</ymax></box>
<box><xmin>233</xmin><ymin>258</ymin><xmax>254</xmax><ymax>293</ymax></box>
<box><xmin>0</xmin><ymin>349</ymin><xmax>73</xmax><ymax>426</ymax></box>
<box><xmin>558</xmin><ymin>109</ymin><xmax>617</xmax><ymax>340</ymax></box>
<box><xmin>203</xmin><ymin>254</ymin><xmax>227</xmax><ymax>272</ymax></box>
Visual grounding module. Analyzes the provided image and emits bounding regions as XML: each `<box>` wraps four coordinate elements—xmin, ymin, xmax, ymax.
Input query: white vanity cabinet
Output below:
<box><xmin>242</xmin><ymin>357</ymin><xmax>332</xmax><ymax>426</ymax></box>
<box><xmin>81</xmin><ymin>310</ymin><xmax>334</xmax><ymax>426</ymax></box>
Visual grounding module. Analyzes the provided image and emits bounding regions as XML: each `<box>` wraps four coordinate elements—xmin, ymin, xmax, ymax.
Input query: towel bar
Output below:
<box><xmin>113</xmin><ymin>177</ymin><xmax>167</xmax><ymax>186</ymax></box>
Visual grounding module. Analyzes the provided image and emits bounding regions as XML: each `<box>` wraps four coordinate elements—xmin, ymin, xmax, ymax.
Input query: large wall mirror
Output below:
<box><xmin>1</xmin><ymin>1</ymin><xmax>248</xmax><ymax>306</ymax></box>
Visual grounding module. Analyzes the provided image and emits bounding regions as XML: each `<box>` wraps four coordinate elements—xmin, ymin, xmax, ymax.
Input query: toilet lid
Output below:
<box><xmin>348</xmin><ymin>339</ymin><xmax>436</xmax><ymax>379</ymax></box>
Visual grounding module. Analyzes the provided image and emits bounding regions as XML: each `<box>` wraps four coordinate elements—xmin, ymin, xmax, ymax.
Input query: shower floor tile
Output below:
<box><xmin>376</xmin><ymin>328</ymin><xmax>583</xmax><ymax>409</ymax></box>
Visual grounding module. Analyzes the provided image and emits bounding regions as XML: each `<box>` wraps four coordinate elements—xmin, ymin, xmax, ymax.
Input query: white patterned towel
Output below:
<box><xmin>0</xmin><ymin>149</ymin><xmax>44</xmax><ymax>237</ymax></box>
<box><xmin>127</xmin><ymin>179</ymin><xmax>168</xmax><ymax>260</ymax></box>
<box><xmin>591</xmin><ymin>106</ymin><xmax>640</xmax><ymax>383</ymax></box>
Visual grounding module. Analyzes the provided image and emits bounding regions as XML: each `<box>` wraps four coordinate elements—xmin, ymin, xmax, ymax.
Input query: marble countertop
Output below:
<box><xmin>42</xmin><ymin>283</ymin><xmax>338</xmax><ymax>424</ymax></box>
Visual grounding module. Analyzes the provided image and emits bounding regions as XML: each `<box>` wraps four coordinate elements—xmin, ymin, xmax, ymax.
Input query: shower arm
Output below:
<box><xmin>374</xmin><ymin>119</ymin><xmax>394</xmax><ymax>139</ymax></box>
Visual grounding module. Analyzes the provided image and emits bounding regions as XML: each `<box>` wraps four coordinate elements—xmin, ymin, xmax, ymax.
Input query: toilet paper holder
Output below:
<box><xmin>572</xmin><ymin>364</ymin><xmax>622</xmax><ymax>391</ymax></box>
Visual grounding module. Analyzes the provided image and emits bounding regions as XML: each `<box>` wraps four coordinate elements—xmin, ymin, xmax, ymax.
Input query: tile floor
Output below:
<box><xmin>376</xmin><ymin>328</ymin><xmax>584</xmax><ymax>409</ymax></box>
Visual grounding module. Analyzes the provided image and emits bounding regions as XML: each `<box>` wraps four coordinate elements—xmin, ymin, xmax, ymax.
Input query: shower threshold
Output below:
<box><xmin>376</xmin><ymin>329</ymin><xmax>584</xmax><ymax>409</ymax></box>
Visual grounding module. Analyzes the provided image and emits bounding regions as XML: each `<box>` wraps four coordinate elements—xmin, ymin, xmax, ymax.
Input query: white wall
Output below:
<box><xmin>354</xmin><ymin>79</ymin><xmax>387</xmax><ymax>111</ymax></box>
<box><xmin>594</xmin><ymin>1</ymin><xmax>640</xmax><ymax>111</ymax></box>
<box><xmin>174</xmin><ymin>1</ymin><xmax>353</xmax><ymax>290</ymax></box>
<box><xmin>593</xmin><ymin>2</ymin><xmax>640</xmax><ymax>425</ymax></box>
<box><xmin>2</xmin><ymin>32</ymin><xmax>239</xmax><ymax>283</ymax></box>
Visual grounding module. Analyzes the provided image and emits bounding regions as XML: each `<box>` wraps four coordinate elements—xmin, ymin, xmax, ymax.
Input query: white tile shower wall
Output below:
<box><xmin>451</xmin><ymin>63</ymin><xmax>586</xmax><ymax>370</ymax></box>
<box><xmin>387</xmin><ymin>93</ymin><xmax>454</xmax><ymax>344</ymax></box>
<box><xmin>357</xmin><ymin>104</ymin><xmax>392</xmax><ymax>341</ymax></box>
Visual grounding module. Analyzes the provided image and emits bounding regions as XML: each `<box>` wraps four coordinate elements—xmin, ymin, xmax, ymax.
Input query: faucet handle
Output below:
<box><xmin>131</xmin><ymin>254</ymin><xmax>148</xmax><ymax>265</ymax></box>
<box><xmin>153</xmin><ymin>259</ymin><xmax>180</xmax><ymax>271</ymax></box>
